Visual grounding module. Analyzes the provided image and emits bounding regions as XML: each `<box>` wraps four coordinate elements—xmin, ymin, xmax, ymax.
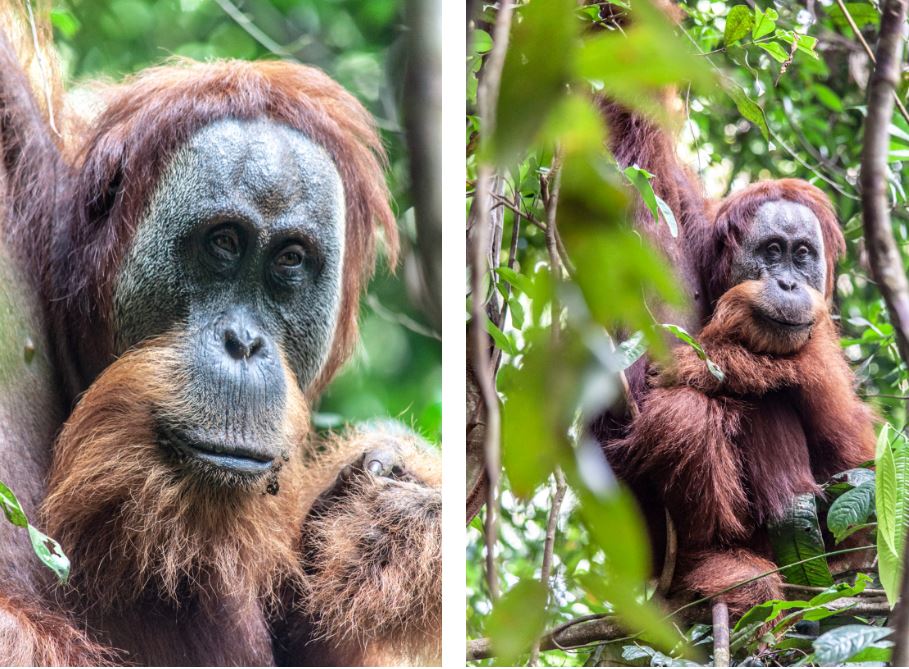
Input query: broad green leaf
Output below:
<box><xmin>751</xmin><ymin>7</ymin><xmax>778</xmax><ymax>40</ymax></box>
<box><xmin>484</xmin><ymin>314</ymin><xmax>517</xmax><ymax>356</ymax></box>
<box><xmin>726</xmin><ymin>86</ymin><xmax>769</xmax><ymax>140</ymax></box>
<box><xmin>757</xmin><ymin>42</ymin><xmax>788</xmax><ymax>63</ymax></box>
<box><xmin>492</xmin><ymin>0</ymin><xmax>578</xmax><ymax>167</ymax></box>
<box><xmin>507</xmin><ymin>295</ymin><xmax>525</xmax><ymax>330</ymax></box>
<box><xmin>495</xmin><ymin>266</ymin><xmax>533</xmax><ymax>295</ymax></box>
<box><xmin>27</xmin><ymin>525</ymin><xmax>70</xmax><ymax>584</ymax></box>
<box><xmin>486</xmin><ymin>579</ymin><xmax>548</xmax><ymax>662</ymax></box>
<box><xmin>827</xmin><ymin>480</ymin><xmax>876</xmax><ymax>543</ymax></box>
<box><xmin>774</xmin><ymin>30</ymin><xmax>819</xmax><ymax>60</ymax></box>
<box><xmin>723</xmin><ymin>5</ymin><xmax>753</xmax><ymax>45</ymax></box>
<box><xmin>768</xmin><ymin>493</ymin><xmax>834</xmax><ymax>586</ymax></box>
<box><xmin>471</xmin><ymin>29</ymin><xmax>492</xmax><ymax>55</ymax></box>
<box><xmin>812</xmin><ymin>624</ymin><xmax>892</xmax><ymax>666</ymax></box>
<box><xmin>876</xmin><ymin>424</ymin><xmax>909</xmax><ymax>606</ymax></box>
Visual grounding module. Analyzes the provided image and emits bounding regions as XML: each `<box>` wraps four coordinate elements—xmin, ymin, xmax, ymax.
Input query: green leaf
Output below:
<box><xmin>50</xmin><ymin>9</ymin><xmax>81</xmax><ymax>39</ymax></box>
<box><xmin>827</xmin><ymin>480</ymin><xmax>876</xmax><ymax>543</ymax></box>
<box><xmin>484</xmin><ymin>315</ymin><xmax>517</xmax><ymax>356</ymax></box>
<box><xmin>27</xmin><ymin>525</ymin><xmax>70</xmax><ymax>584</ymax></box>
<box><xmin>751</xmin><ymin>7</ymin><xmax>778</xmax><ymax>40</ymax></box>
<box><xmin>654</xmin><ymin>196</ymin><xmax>678</xmax><ymax>238</ymax></box>
<box><xmin>0</xmin><ymin>480</ymin><xmax>28</xmax><ymax>527</ymax></box>
<box><xmin>768</xmin><ymin>493</ymin><xmax>834</xmax><ymax>586</ymax></box>
<box><xmin>618</xmin><ymin>331</ymin><xmax>647</xmax><ymax>370</ymax></box>
<box><xmin>825</xmin><ymin>467</ymin><xmax>875</xmax><ymax>500</ymax></box>
<box><xmin>492</xmin><ymin>0</ymin><xmax>578</xmax><ymax>167</ymax></box>
<box><xmin>757</xmin><ymin>42</ymin><xmax>788</xmax><ymax>63</ymax></box>
<box><xmin>661</xmin><ymin>324</ymin><xmax>724</xmax><ymax>381</ymax></box>
<box><xmin>812</xmin><ymin>625</ymin><xmax>892</xmax><ymax>666</ymax></box>
<box><xmin>623</xmin><ymin>165</ymin><xmax>661</xmax><ymax>225</ymax></box>
<box><xmin>495</xmin><ymin>266</ymin><xmax>533</xmax><ymax>295</ymax></box>
<box><xmin>486</xmin><ymin>579</ymin><xmax>548</xmax><ymax>662</ymax></box>
<box><xmin>0</xmin><ymin>481</ymin><xmax>69</xmax><ymax>583</ymax></box>
<box><xmin>507</xmin><ymin>295</ymin><xmax>525</xmax><ymax>330</ymax></box>
<box><xmin>471</xmin><ymin>29</ymin><xmax>492</xmax><ymax>55</ymax></box>
<box><xmin>723</xmin><ymin>5</ymin><xmax>753</xmax><ymax>45</ymax></box>
<box><xmin>726</xmin><ymin>86</ymin><xmax>769</xmax><ymax>140</ymax></box>
<box><xmin>876</xmin><ymin>423</ymin><xmax>909</xmax><ymax>606</ymax></box>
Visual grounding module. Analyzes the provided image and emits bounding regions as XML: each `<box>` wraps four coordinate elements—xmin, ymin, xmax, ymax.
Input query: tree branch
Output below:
<box><xmin>860</xmin><ymin>2</ymin><xmax>909</xmax><ymax>662</ymax></box>
<box><xmin>469</xmin><ymin>0</ymin><xmax>515</xmax><ymax>601</ymax></box>
<box><xmin>529</xmin><ymin>470</ymin><xmax>568</xmax><ymax>666</ymax></box>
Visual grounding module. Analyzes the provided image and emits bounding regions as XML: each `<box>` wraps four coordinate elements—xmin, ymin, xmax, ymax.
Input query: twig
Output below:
<box><xmin>861</xmin><ymin>1</ymin><xmax>909</xmax><ymax>662</ymax></box>
<box><xmin>529</xmin><ymin>470</ymin><xmax>568</xmax><ymax>666</ymax></box>
<box><xmin>712</xmin><ymin>602</ymin><xmax>730</xmax><ymax>667</ymax></box>
<box><xmin>213</xmin><ymin>0</ymin><xmax>295</xmax><ymax>59</ymax></box>
<box><xmin>470</xmin><ymin>0</ymin><xmax>516</xmax><ymax>603</ymax></box>
<box><xmin>834</xmin><ymin>0</ymin><xmax>909</xmax><ymax>127</ymax></box>
<box><xmin>365</xmin><ymin>295</ymin><xmax>441</xmax><ymax>341</ymax></box>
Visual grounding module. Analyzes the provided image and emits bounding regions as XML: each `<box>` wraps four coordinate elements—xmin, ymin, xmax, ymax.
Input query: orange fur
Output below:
<box><xmin>41</xmin><ymin>335</ymin><xmax>310</xmax><ymax>609</ymax></box>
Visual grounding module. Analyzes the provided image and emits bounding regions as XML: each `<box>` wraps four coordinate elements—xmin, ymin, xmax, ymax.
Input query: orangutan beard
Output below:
<box><xmin>40</xmin><ymin>336</ymin><xmax>311</xmax><ymax>611</ymax></box>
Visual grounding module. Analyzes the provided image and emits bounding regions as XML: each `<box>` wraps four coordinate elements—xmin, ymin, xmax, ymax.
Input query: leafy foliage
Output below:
<box><xmin>468</xmin><ymin>0</ymin><xmax>909</xmax><ymax>665</ymax></box>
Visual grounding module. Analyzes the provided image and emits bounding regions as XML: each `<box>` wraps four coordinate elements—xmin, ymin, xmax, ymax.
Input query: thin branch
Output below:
<box><xmin>529</xmin><ymin>470</ymin><xmax>568</xmax><ymax>666</ymax></box>
<box><xmin>213</xmin><ymin>0</ymin><xmax>295</xmax><ymax>59</ymax></box>
<box><xmin>470</xmin><ymin>0</ymin><xmax>516</xmax><ymax>603</ymax></box>
<box><xmin>365</xmin><ymin>295</ymin><xmax>441</xmax><ymax>341</ymax></box>
<box><xmin>712</xmin><ymin>602</ymin><xmax>730</xmax><ymax>667</ymax></box>
<box><xmin>834</xmin><ymin>0</ymin><xmax>909</xmax><ymax>127</ymax></box>
<box><xmin>861</xmin><ymin>1</ymin><xmax>909</xmax><ymax>663</ymax></box>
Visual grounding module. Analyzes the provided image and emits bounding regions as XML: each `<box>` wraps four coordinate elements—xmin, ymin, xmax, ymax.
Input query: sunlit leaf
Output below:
<box><xmin>723</xmin><ymin>5</ymin><xmax>753</xmax><ymax>45</ymax></box>
<box><xmin>876</xmin><ymin>423</ymin><xmax>909</xmax><ymax>606</ymax></box>
<box><xmin>751</xmin><ymin>7</ymin><xmax>778</xmax><ymax>40</ymax></box>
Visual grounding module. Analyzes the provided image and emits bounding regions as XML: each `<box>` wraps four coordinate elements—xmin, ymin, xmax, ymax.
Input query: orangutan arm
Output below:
<box><xmin>274</xmin><ymin>423</ymin><xmax>441</xmax><ymax>667</ymax></box>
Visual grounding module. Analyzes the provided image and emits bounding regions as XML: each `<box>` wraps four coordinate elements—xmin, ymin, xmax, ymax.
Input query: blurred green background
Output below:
<box><xmin>50</xmin><ymin>0</ymin><xmax>441</xmax><ymax>443</ymax></box>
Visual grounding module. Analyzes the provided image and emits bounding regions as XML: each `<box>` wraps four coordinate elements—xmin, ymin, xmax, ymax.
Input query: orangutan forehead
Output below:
<box><xmin>747</xmin><ymin>200</ymin><xmax>824</xmax><ymax>253</ymax></box>
<box><xmin>179</xmin><ymin>118</ymin><xmax>346</xmax><ymax>223</ymax></box>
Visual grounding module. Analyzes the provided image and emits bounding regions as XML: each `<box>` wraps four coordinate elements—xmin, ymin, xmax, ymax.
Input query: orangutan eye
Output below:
<box><xmin>209</xmin><ymin>226</ymin><xmax>241</xmax><ymax>260</ymax></box>
<box><xmin>766</xmin><ymin>242</ymin><xmax>782</xmax><ymax>259</ymax></box>
<box><xmin>275</xmin><ymin>244</ymin><xmax>305</xmax><ymax>269</ymax></box>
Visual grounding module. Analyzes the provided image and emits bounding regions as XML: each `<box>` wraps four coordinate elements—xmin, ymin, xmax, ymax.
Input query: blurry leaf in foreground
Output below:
<box><xmin>491</xmin><ymin>0</ymin><xmax>578</xmax><ymax>168</ymax></box>
<box><xmin>575</xmin><ymin>0</ymin><xmax>713</xmax><ymax>119</ymax></box>
<box><xmin>558</xmin><ymin>152</ymin><xmax>682</xmax><ymax>357</ymax></box>
<box><xmin>485</xmin><ymin>578</ymin><xmax>548</xmax><ymax>663</ymax></box>
<box><xmin>875</xmin><ymin>423</ymin><xmax>909</xmax><ymax>606</ymax></box>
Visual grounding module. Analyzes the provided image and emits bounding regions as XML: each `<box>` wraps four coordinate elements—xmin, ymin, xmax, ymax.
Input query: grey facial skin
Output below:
<box><xmin>729</xmin><ymin>200</ymin><xmax>825</xmax><ymax>328</ymax></box>
<box><xmin>113</xmin><ymin>118</ymin><xmax>345</xmax><ymax>478</ymax></box>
